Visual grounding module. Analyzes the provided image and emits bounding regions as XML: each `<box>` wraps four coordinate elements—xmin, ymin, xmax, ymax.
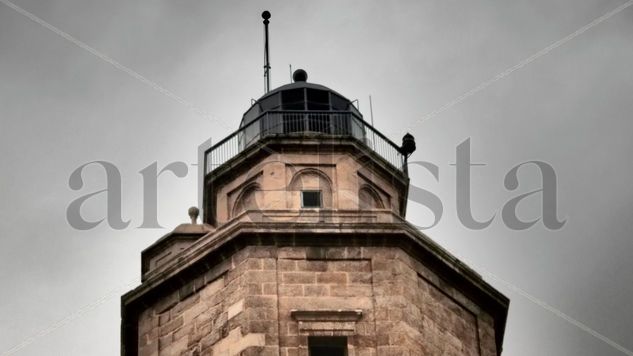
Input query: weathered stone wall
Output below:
<box><xmin>276</xmin><ymin>246</ymin><xmax>375</xmax><ymax>356</ymax></box>
<box><xmin>136</xmin><ymin>246</ymin><xmax>278</xmax><ymax>356</ymax></box>
<box><xmin>367</xmin><ymin>247</ymin><xmax>497</xmax><ymax>356</ymax></box>
<box><xmin>213</xmin><ymin>151</ymin><xmax>402</xmax><ymax>224</ymax></box>
<box><xmin>135</xmin><ymin>245</ymin><xmax>498</xmax><ymax>356</ymax></box>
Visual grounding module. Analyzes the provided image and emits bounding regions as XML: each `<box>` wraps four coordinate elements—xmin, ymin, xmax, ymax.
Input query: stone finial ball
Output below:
<box><xmin>188</xmin><ymin>206</ymin><xmax>200</xmax><ymax>222</ymax></box>
<box><xmin>262</xmin><ymin>11</ymin><xmax>271</xmax><ymax>20</ymax></box>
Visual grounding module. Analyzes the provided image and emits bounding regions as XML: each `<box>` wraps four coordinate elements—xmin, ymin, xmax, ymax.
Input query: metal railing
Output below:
<box><xmin>204</xmin><ymin>110</ymin><xmax>406</xmax><ymax>175</ymax></box>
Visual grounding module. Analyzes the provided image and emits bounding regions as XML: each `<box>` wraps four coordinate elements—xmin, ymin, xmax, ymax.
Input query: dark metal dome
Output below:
<box><xmin>240</xmin><ymin>74</ymin><xmax>361</xmax><ymax>128</ymax></box>
<box><xmin>204</xmin><ymin>71</ymin><xmax>408</xmax><ymax>179</ymax></box>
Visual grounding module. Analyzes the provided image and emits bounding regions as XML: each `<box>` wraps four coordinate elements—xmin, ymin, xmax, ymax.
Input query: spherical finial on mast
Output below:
<box><xmin>261</xmin><ymin>11</ymin><xmax>272</xmax><ymax>92</ymax></box>
<box><xmin>188</xmin><ymin>206</ymin><xmax>200</xmax><ymax>224</ymax></box>
<box><xmin>262</xmin><ymin>10</ymin><xmax>271</xmax><ymax>24</ymax></box>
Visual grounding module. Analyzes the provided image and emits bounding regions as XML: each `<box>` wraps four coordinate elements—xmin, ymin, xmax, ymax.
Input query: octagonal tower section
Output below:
<box><xmin>121</xmin><ymin>72</ymin><xmax>509</xmax><ymax>356</ymax></box>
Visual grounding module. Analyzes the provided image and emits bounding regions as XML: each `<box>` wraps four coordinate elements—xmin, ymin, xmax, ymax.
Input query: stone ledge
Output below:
<box><xmin>290</xmin><ymin>309</ymin><xmax>363</xmax><ymax>322</ymax></box>
<box><xmin>291</xmin><ymin>309</ymin><xmax>363</xmax><ymax>335</ymax></box>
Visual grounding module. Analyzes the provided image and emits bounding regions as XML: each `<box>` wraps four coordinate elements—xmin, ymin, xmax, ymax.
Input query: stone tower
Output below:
<box><xmin>121</xmin><ymin>71</ymin><xmax>509</xmax><ymax>356</ymax></box>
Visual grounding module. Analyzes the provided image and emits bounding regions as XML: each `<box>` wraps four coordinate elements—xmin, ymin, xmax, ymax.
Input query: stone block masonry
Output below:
<box><xmin>134</xmin><ymin>245</ymin><xmax>499</xmax><ymax>356</ymax></box>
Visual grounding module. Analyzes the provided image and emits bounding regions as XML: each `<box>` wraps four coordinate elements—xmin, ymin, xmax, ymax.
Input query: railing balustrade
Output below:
<box><xmin>205</xmin><ymin>111</ymin><xmax>406</xmax><ymax>175</ymax></box>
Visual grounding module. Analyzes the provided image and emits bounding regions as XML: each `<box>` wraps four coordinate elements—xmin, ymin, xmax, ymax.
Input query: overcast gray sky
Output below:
<box><xmin>1</xmin><ymin>0</ymin><xmax>632</xmax><ymax>355</ymax></box>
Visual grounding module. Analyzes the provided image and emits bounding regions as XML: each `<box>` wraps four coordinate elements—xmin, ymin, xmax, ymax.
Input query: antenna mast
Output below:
<box><xmin>262</xmin><ymin>11</ymin><xmax>272</xmax><ymax>93</ymax></box>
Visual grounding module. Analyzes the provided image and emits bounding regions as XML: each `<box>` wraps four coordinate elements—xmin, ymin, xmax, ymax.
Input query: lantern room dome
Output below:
<box><xmin>240</xmin><ymin>72</ymin><xmax>361</xmax><ymax>128</ymax></box>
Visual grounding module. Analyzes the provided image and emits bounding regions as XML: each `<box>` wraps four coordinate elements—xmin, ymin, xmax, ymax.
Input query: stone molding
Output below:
<box><xmin>290</xmin><ymin>309</ymin><xmax>363</xmax><ymax>322</ymax></box>
<box><xmin>290</xmin><ymin>309</ymin><xmax>363</xmax><ymax>335</ymax></box>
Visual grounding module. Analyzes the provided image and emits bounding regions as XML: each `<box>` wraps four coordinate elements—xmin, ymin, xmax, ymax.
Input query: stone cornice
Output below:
<box><xmin>125</xmin><ymin>209</ymin><xmax>507</xmax><ymax>312</ymax></box>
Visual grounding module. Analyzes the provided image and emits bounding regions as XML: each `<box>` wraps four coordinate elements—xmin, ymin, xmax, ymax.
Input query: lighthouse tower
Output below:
<box><xmin>121</xmin><ymin>68</ymin><xmax>509</xmax><ymax>355</ymax></box>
